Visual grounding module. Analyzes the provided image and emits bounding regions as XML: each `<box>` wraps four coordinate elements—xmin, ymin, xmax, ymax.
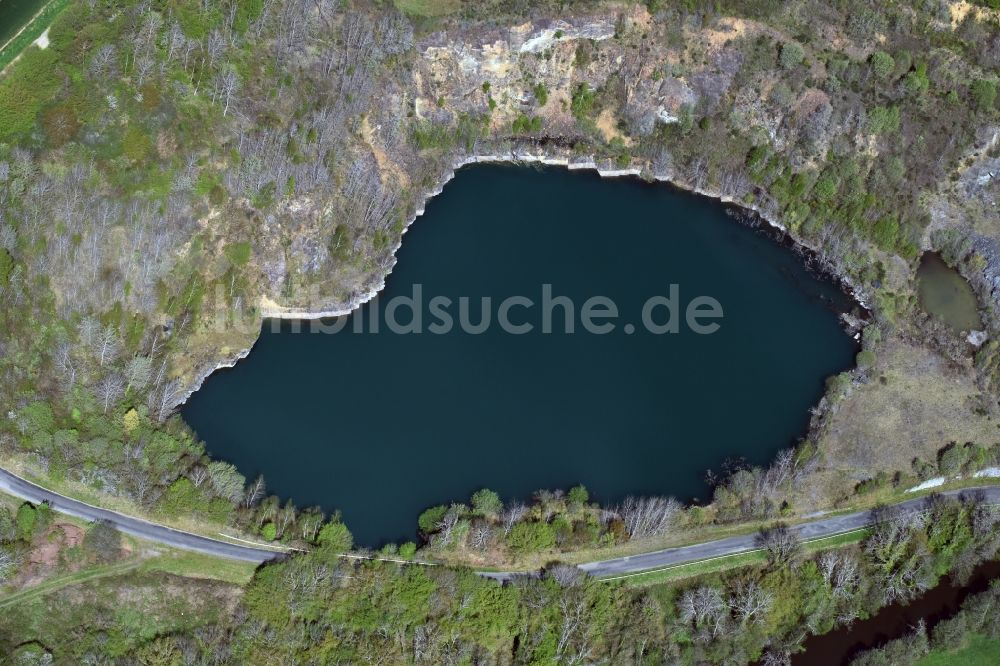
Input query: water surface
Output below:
<box><xmin>184</xmin><ymin>165</ymin><xmax>858</xmax><ymax>545</ymax></box>
<box><xmin>916</xmin><ymin>252</ymin><xmax>980</xmax><ymax>332</ymax></box>
<box><xmin>0</xmin><ymin>0</ymin><xmax>47</xmax><ymax>50</ymax></box>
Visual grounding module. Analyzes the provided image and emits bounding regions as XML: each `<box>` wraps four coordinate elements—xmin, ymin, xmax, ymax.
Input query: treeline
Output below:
<box><xmin>417</xmin><ymin>485</ymin><xmax>685</xmax><ymax>560</ymax></box>
<box><xmin>6</xmin><ymin>490</ymin><xmax>996</xmax><ymax>663</ymax></box>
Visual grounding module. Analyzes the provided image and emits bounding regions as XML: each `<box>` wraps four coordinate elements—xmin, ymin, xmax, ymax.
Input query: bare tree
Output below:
<box><xmin>96</xmin><ymin>373</ymin><xmax>125</xmax><ymax>413</ymax></box>
<box><xmin>730</xmin><ymin>580</ymin><xmax>773</xmax><ymax>626</ymax></box>
<box><xmin>501</xmin><ymin>501</ymin><xmax>527</xmax><ymax>535</ymax></box>
<box><xmin>435</xmin><ymin>504</ymin><xmax>464</xmax><ymax>546</ymax></box>
<box><xmin>124</xmin><ymin>355</ymin><xmax>152</xmax><ymax>392</ymax></box>
<box><xmin>93</xmin><ymin>325</ymin><xmax>120</xmax><ymax>367</ymax></box>
<box><xmin>755</xmin><ymin>523</ymin><xmax>801</xmax><ymax>568</ymax></box>
<box><xmin>190</xmin><ymin>465</ymin><xmax>209</xmax><ymax>488</ymax></box>
<box><xmin>614</xmin><ymin>496</ymin><xmax>682</xmax><ymax>539</ymax></box>
<box><xmin>243</xmin><ymin>475</ymin><xmax>266</xmax><ymax>509</ymax></box>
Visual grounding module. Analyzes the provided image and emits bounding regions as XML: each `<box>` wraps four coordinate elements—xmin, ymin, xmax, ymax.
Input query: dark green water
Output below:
<box><xmin>0</xmin><ymin>0</ymin><xmax>46</xmax><ymax>49</ymax></box>
<box><xmin>916</xmin><ymin>252</ymin><xmax>981</xmax><ymax>333</ymax></box>
<box><xmin>183</xmin><ymin>165</ymin><xmax>858</xmax><ymax>545</ymax></box>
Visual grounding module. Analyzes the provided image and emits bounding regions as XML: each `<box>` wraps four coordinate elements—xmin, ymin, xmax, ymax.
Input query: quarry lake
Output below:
<box><xmin>183</xmin><ymin>164</ymin><xmax>860</xmax><ymax>546</ymax></box>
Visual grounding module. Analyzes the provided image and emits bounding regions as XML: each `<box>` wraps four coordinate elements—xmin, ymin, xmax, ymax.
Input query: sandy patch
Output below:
<box><xmin>362</xmin><ymin>116</ymin><xmax>408</xmax><ymax>188</ymax></box>
<box><xmin>595</xmin><ymin>108</ymin><xmax>629</xmax><ymax>144</ymax></box>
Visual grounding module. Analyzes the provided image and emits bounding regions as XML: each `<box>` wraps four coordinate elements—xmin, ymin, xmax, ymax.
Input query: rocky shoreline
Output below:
<box><xmin>175</xmin><ymin>148</ymin><xmax>871</xmax><ymax>408</ymax></box>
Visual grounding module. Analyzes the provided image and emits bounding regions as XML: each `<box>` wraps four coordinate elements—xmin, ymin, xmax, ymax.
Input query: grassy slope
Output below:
<box><xmin>917</xmin><ymin>634</ymin><xmax>1000</xmax><ymax>665</ymax></box>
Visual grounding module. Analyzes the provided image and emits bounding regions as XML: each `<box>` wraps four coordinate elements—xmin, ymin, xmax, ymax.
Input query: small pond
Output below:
<box><xmin>916</xmin><ymin>252</ymin><xmax>981</xmax><ymax>333</ymax></box>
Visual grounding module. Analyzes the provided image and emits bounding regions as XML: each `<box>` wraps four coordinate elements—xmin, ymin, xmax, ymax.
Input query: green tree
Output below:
<box><xmin>261</xmin><ymin>522</ymin><xmax>277</xmax><ymax>541</ymax></box>
<box><xmin>317</xmin><ymin>522</ymin><xmax>353</xmax><ymax>552</ymax></box>
<box><xmin>567</xmin><ymin>484</ymin><xmax>589</xmax><ymax>506</ymax></box>
<box><xmin>418</xmin><ymin>505</ymin><xmax>447</xmax><ymax>534</ymax></box>
<box><xmin>471</xmin><ymin>488</ymin><xmax>503</xmax><ymax>517</ymax></box>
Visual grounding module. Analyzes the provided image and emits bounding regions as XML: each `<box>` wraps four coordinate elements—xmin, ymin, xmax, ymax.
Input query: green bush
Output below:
<box><xmin>533</xmin><ymin>82</ymin><xmax>549</xmax><ymax>106</ymax></box>
<box><xmin>870</xmin><ymin>51</ymin><xmax>895</xmax><ymax>79</ymax></box>
<box><xmin>856</xmin><ymin>349</ymin><xmax>876</xmax><ymax>367</ymax></box>
<box><xmin>971</xmin><ymin>79</ymin><xmax>998</xmax><ymax>112</ymax></box>
<box><xmin>867</xmin><ymin>106</ymin><xmax>901</xmax><ymax>134</ymax></box>
<box><xmin>15</xmin><ymin>503</ymin><xmax>37</xmax><ymax>541</ymax></box>
<box><xmin>471</xmin><ymin>488</ymin><xmax>502</xmax><ymax>517</ymax></box>
<box><xmin>317</xmin><ymin>522</ymin><xmax>353</xmax><ymax>552</ymax></box>
<box><xmin>506</xmin><ymin>521</ymin><xmax>556</xmax><ymax>553</ymax></box>
<box><xmin>261</xmin><ymin>522</ymin><xmax>277</xmax><ymax>541</ymax></box>
<box><xmin>567</xmin><ymin>484</ymin><xmax>589</xmax><ymax>506</ymax></box>
<box><xmin>418</xmin><ymin>505</ymin><xmax>447</xmax><ymax>533</ymax></box>
<box><xmin>571</xmin><ymin>82</ymin><xmax>596</xmax><ymax>120</ymax></box>
<box><xmin>779</xmin><ymin>41</ymin><xmax>804</xmax><ymax>69</ymax></box>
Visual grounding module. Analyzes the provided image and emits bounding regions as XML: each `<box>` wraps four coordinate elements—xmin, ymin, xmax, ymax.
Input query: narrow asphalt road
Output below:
<box><xmin>0</xmin><ymin>468</ymin><xmax>281</xmax><ymax>563</ymax></box>
<box><xmin>3</xmin><ymin>467</ymin><xmax>998</xmax><ymax>576</ymax></box>
<box><xmin>481</xmin><ymin>485</ymin><xmax>1000</xmax><ymax>581</ymax></box>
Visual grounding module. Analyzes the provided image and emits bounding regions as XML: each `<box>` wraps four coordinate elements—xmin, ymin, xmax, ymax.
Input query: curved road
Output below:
<box><xmin>0</xmin><ymin>468</ymin><xmax>281</xmax><ymax>563</ymax></box>
<box><xmin>2</xmin><ymin>467</ymin><xmax>998</xmax><ymax>575</ymax></box>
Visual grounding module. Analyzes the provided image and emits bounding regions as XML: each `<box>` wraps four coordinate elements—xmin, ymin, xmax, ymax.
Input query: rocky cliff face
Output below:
<box><xmin>174</xmin><ymin>3</ymin><xmax>1000</xmax><ymax>403</ymax></box>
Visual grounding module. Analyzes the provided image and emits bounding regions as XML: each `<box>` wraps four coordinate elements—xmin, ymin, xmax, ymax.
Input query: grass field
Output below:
<box><xmin>917</xmin><ymin>634</ymin><xmax>1000</xmax><ymax>665</ymax></box>
<box><xmin>393</xmin><ymin>0</ymin><xmax>462</xmax><ymax>17</ymax></box>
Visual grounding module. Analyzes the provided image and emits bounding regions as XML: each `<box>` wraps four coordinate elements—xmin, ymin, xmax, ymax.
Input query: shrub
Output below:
<box><xmin>571</xmin><ymin>82</ymin><xmax>596</xmax><ymax>120</ymax></box>
<box><xmin>261</xmin><ymin>522</ymin><xmax>277</xmax><ymax>541</ymax></box>
<box><xmin>15</xmin><ymin>503</ymin><xmax>37</xmax><ymax>541</ymax></box>
<box><xmin>506</xmin><ymin>521</ymin><xmax>556</xmax><ymax>553</ymax></box>
<box><xmin>779</xmin><ymin>41</ymin><xmax>804</xmax><ymax>69</ymax></box>
<box><xmin>857</xmin><ymin>350</ymin><xmax>876</xmax><ymax>367</ymax></box>
<box><xmin>870</xmin><ymin>51</ymin><xmax>895</xmax><ymax>79</ymax></box>
<box><xmin>84</xmin><ymin>520</ymin><xmax>122</xmax><ymax>563</ymax></box>
<box><xmin>224</xmin><ymin>242</ymin><xmax>252</xmax><ymax>265</ymax></box>
<box><xmin>533</xmin><ymin>82</ymin><xmax>549</xmax><ymax>106</ymax></box>
<box><xmin>398</xmin><ymin>542</ymin><xmax>417</xmax><ymax>559</ymax></box>
<box><xmin>867</xmin><ymin>106</ymin><xmax>901</xmax><ymax>134</ymax></box>
<box><xmin>971</xmin><ymin>79</ymin><xmax>998</xmax><ymax>112</ymax></box>
<box><xmin>938</xmin><ymin>443</ymin><xmax>967</xmax><ymax>477</ymax></box>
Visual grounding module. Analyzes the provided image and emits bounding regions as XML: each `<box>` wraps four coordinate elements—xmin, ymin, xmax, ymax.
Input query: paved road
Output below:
<box><xmin>481</xmin><ymin>485</ymin><xmax>1000</xmax><ymax>581</ymax></box>
<box><xmin>3</xmin><ymin>467</ymin><xmax>998</xmax><ymax>575</ymax></box>
<box><xmin>0</xmin><ymin>468</ymin><xmax>281</xmax><ymax>563</ymax></box>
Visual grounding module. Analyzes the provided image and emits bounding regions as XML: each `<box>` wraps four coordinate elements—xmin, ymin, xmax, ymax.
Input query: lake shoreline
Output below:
<box><xmin>175</xmin><ymin>151</ymin><xmax>868</xmax><ymax>410</ymax></box>
<box><xmin>175</xmin><ymin>150</ymin><xmax>870</xmax><ymax>413</ymax></box>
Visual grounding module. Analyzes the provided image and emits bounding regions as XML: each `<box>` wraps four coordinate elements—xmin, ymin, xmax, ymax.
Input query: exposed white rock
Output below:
<box><xmin>906</xmin><ymin>477</ymin><xmax>946</xmax><ymax>492</ymax></box>
<box><xmin>974</xmin><ymin>467</ymin><xmax>1000</xmax><ymax>478</ymax></box>
<box><xmin>519</xmin><ymin>21</ymin><xmax>614</xmax><ymax>53</ymax></box>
